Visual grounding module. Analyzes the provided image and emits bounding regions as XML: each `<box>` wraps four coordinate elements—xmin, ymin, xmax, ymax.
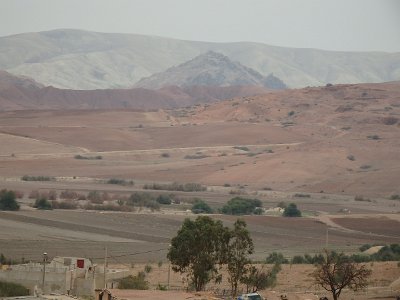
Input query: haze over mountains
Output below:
<box><xmin>0</xmin><ymin>29</ymin><xmax>399</xmax><ymax>90</ymax></box>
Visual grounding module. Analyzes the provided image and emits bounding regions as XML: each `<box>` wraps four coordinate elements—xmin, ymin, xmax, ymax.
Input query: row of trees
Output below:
<box><xmin>167</xmin><ymin>216</ymin><xmax>372</xmax><ymax>300</ymax></box>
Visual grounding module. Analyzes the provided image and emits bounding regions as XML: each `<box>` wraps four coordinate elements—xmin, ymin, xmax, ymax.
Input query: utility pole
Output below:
<box><xmin>325</xmin><ymin>227</ymin><xmax>329</xmax><ymax>248</ymax></box>
<box><xmin>42</xmin><ymin>252</ymin><xmax>48</xmax><ymax>294</ymax></box>
<box><xmin>104</xmin><ymin>247</ymin><xmax>107</xmax><ymax>289</ymax></box>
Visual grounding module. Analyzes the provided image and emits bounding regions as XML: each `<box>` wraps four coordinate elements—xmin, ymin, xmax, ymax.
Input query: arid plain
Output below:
<box><xmin>0</xmin><ymin>81</ymin><xmax>399</xmax><ymax>267</ymax></box>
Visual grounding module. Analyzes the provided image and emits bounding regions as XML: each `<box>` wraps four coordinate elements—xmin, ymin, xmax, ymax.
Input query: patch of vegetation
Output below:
<box><xmin>382</xmin><ymin>116</ymin><xmax>398</xmax><ymax>125</ymax></box>
<box><xmin>160</xmin><ymin>152</ymin><xmax>170</xmax><ymax>158</ymax></box>
<box><xmin>354</xmin><ymin>195</ymin><xmax>371</xmax><ymax>202</ymax></box>
<box><xmin>360</xmin><ymin>164</ymin><xmax>372</xmax><ymax>170</ymax></box>
<box><xmin>184</xmin><ymin>154</ymin><xmax>209</xmax><ymax>159</ymax></box>
<box><xmin>143</xmin><ymin>182</ymin><xmax>206</xmax><ymax>192</ymax></box>
<box><xmin>264</xmin><ymin>149</ymin><xmax>274</xmax><ymax>153</ymax></box>
<box><xmin>347</xmin><ymin>154</ymin><xmax>355</xmax><ymax>161</ymax></box>
<box><xmin>83</xmin><ymin>203</ymin><xmax>132</xmax><ymax>212</ymax></box>
<box><xmin>265</xmin><ymin>252</ymin><xmax>289</xmax><ymax>264</ymax></box>
<box><xmin>294</xmin><ymin>193</ymin><xmax>311</xmax><ymax>198</ymax></box>
<box><xmin>21</xmin><ymin>175</ymin><xmax>55</xmax><ymax>181</ymax></box>
<box><xmin>0</xmin><ymin>281</ymin><xmax>29</xmax><ymax>297</ymax></box>
<box><xmin>127</xmin><ymin>192</ymin><xmax>160</xmax><ymax>211</ymax></box>
<box><xmin>118</xmin><ymin>272</ymin><xmax>149</xmax><ymax>290</ymax></box>
<box><xmin>233</xmin><ymin>146</ymin><xmax>250</xmax><ymax>152</ymax></box>
<box><xmin>51</xmin><ymin>200</ymin><xmax>78</xmax><ymax>209</ymax></box>
<box><xmin>191</xmin><ymin>199</ymin><xmax>213</xmax><ymax>214</ymax></box>
<box><xmin>156</xmin><ymin>194</ymin><xmax>173</xmax><ymax>205</ymax></box>
<box><xmin>74</xmin><ymin>154</ymin><xmax>102</xmax><ymax>160</ymax></box>
<box><xmin>221</xmin><ymin>197</ymin><xmax>262</xmax><ymax>215</ymax></box>
<box><xmin>390</xmin><ymin>194</ymin><xmax>400</xmax><ymax>200</ymax></box>
<box><xmin>288</xmin><ymin>110</ymin><xmax>295</xmax><ymax>116</ymax></box>
<box><xmin>282</xmin><ymin>203</ymin><xmax>302</xmax><ymax>217</ymax></box>
<box><xmin>0</xmin><ymin>189</ymin><xmax>20</xmax><ymax>211</ymax></box>
<box><xmin>367</xmin><ymin>135</ymin><xmax>380</xmax><ymax>140</ymax></box>
<box><xmin>34</xmin><ymin>197</ymin><xmax>53</xmax><ymax>210</ymax></box>
<box><xmin>107</xmin><ymin>178</ymin><xmax>134</xmax><ymax>186</ymax></box>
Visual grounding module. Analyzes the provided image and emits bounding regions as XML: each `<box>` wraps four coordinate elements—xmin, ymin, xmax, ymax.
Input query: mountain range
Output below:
<box><xmin>134</xmin><ymin>51</ymin><xmax>287</xmax><ymax>89</ymax></box>
<box><xmin>0</xmin><ymin>70</ymin><xmax>270</xmax><ymax>110</ymax></box>
<box><xmin>0</xmin><ymin>29</ymin><xmax>399</xmax><ymax>90</ymax></box>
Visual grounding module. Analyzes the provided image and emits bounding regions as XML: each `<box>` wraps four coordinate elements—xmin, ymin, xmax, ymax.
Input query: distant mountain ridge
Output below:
<box><xmin>134</xmin><ymin>51</ymin><xmax>287</xmax><ymax>89</ymax></box>
<box><xmin>0</xmin><ymin>29</ymin><xmax>399</xmax><ymax>89</ymax></box>
<box><xmin>0</xmin><ymin>70</ymin><xmax>270</xmax><ymax>110</ymax></box>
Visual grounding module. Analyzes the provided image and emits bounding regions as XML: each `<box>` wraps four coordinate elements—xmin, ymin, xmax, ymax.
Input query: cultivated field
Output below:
<box><xmin>0</xmin><ymin>83</ymin><xmax>399</xmax><ymax>298</ymax></box>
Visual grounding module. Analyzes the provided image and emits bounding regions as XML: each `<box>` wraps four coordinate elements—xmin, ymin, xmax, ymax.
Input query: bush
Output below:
<box><xmin>143</xmin><ymin>182</ymin><xmax>206</xmax><ymax>192</ymax></box>
<box><xmin>118</xmin><ymin>272</ymin><xmax>149</xmax><ymax>290</ymax></box>
<box><xmin>288</xmin><ymin>110</ymin><xmax>295</xmax><ymax>116</ymax></box>
<box><xmin>21</xmin><ymin>175</ymin><xmax>54</xmax><ymax>181</ymax></box>
<box><xmin>359</xmin><ymin>244</ymin><xmax>372</xmax><ymax>252</ymax></box>
<box><xmin>107</xmin><ymin>178</ymin><xmax>134</xmax><ymax>186</ymax></box>
<box><xmin>294</xmin><ymin>193</ymin><xmax>310</xmax><ymax>198</ymax></box>
<box><xmin>347</xmin><ymin>154</ymin><xmax>355</xmax><ymax>161</ymax></box>
<box><xmin>233</xmin><ymin>146</ymin><xmax>250</xmax><ymax>151</ymax></box>
<box><xmin>390</xmin><ymin>194</ymin><xmax>400</xmax><ymax>200</ymax></box>
<box><xmin>184</xmin><ymin>154</ymin><xmax>209</xmax><ymax>159</ymax></box>
<box><xmin>266</xmin><ymin>252</ymin><xmax>289</xmax><ymax>264</ymax></box>
<box><xmin>160</xmin><ymin>152</ymin><xmax>170</xmax><ymax>158</ymax></box>
<box><xmin>156</xmin><ymin>194</ymin><xmax>172</xmax><ymax>205</ymax></box>
<box><xmin>0</xmin><ymin>281</ymin><xmax>29</xmax><ymax>297</ymax></box>
<box><xmin>0</xmin><ymin>190</ymin><xmax>20</xmax><ymax>211</ymax></box>
<box><xmin>74</xmin><ymin>154</ymin><xmax>102</xmax><ymax>160</ymax></box>
<box><xmin>51</xmin><ymin>200</ymin><xmax>77</xmax><ymax>209</ymax></box>
<box><xmin>34</xmin><ymin>197</ymin><xmax>52</xmax><ymax>210</ymax></box>
<box><xmin>367</xmin><ymin>135</ymin><xmax>380</xmax><ymax>140</ymax></box>
<box><xmin>127</xmin><ymin>192</ymin><xmax>160</xmax><ymax>211</ymax></box>
<box><xmin>221</xmin><ymin>197</ymin><xmax>262</xmax><ymax>215</ymax></box>
<box><xmin>283</xmin><ymin>203</ymin><xmax>301</xmax><ymax>217</ymax></box>
<box><xmin>191</xmin><ymin>199</ymin><xmax>213</xmax><ymax>214</ymax></box>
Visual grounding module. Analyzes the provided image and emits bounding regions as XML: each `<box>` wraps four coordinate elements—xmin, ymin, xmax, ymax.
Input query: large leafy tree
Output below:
<box><xmin>312</xmin><ymin>250</ymin><xmax>372</xmax><ymax>300</ymax></box>
<box><xmin>226</xmin><ymin>219</ymin><xmax>254</xmax><ymax>297</ymax></box>
<box><xmin>0</xmin><ymin>189</ymin><xmax>19</xmax><ymax>211</ymax></box>
<box><xmin>167</xmin><ymin>216</ymin><xmax>229</xmax><ymax>291</ymax></box>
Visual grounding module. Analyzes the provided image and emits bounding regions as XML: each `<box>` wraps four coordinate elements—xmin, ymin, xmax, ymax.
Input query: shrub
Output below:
<box><xmin>88</xmin><ymin>190</ymin><xmax>103</xmax><ymax>204</ymax></box>
<box><xmin>34</xmin><ymin>197</ymin><xmax>52</xmax><ymax>210</ymax></box>
<box><xmin>144</xmin><ymin>264</ymin><xmax>152</xmax><ymax>273</ymax></box>
<box><xmin>143</xmin><ymin>182</ymin><xmax>206</xmax><ymax>192</ymax></box>
<box><xmin>107</xmin><ymin>178</ymin><xmax>134</xmax><ymax>186</ymax></box>
<box><xmin>0</xmin><ymin>281</ymin><xmax>29</xmax><ymax>297</ymax></box>
<box><xmin>156</xmin><ymin>194</ymin><xmax>172</xmax><ymax>205</ymax></box>
<box><xmin>221</xmin><ymin>197</ymin><xmax>262</xmax><ymax>215</ymax></box>
<box><xmin>354</xmin><ymin>195</ymin><xmax>371</xmax><ymax>202</ymax></box>
<box><xmin>233</xmin><ymin>146</ymin><xmax>250</xmax><ymax>151</ymax></box>
<box><xmin>294</xmin><ymin>193</ymin><xmax>310</xmax><ymax>198</ymax></box>
<box><xmin>347</xmin><ymin>154</ymin><xmax>355</xmax><ymax>161</ymax></box>
<box><xmin>127</xmin><ymin>192</ymin><xmax>160</xmax><ymax>211</ymax></box>
<box><xmin>283</xmin><ymin>203</ymin><xmax>301</xmax><ymax>217</ymax></box>
<box><xmin>266</xmin><ymin>252</ymin><xmax>289</xmax><ymax>264</ymax></box>
<box><xmin>360</xmin><ymin>165</ymin><xmax>372</xmax><ymax>170</ymax></box>
<box><xmin>60</xmin><ymin>190</ymin><xmax>79</xmax><ymax>200</ymax></box>
<box><xmin>118</xmin><ymin>272</ymin><xmax>149</xmax><ymax>290</ymax></box>
<box><xmin>389</xmin><ymin>194</ymin><xmax>400</xmax><ymax>200</ymax></box>
<box><xmin>191</xmin><ymin>199</ymin><xmax>213</xmax><ymax>214</ymax></box>
<box><xmin>288</xmin><ymin>110</ymin><xmax>295</xmax><ymax>116</ymax></box>
<box><xmin>184</xmin><ymin>154</ymin><xmax>209</xmax><ymax>159</ymax></box>
<box><xmin>160</xmin><ymin>152</ymin><xmax>170</xmax><ymax>158</ymax></box>
<box><xmin>359</xmin><ymin>244</ymin><xmax>372</xmax><ymax>252</ymax></box>
<box><xmin>291</xmin><ymin>255</ymin><xmax>306</xmax><ymax>264</ymax></box>
<box><xmin>74</xmin><ymin>154</ymin><xmax>102</xmax><ymax>160</ymax></box>
<box><xmin>21</xmin><ymin>175</ymin><xmax>54</xmax><ymax>181</ymax></box>
<box><xmin>51</xmin><ymin>200</ymin><xmax>77</xmax><ymax>209</ymax></box>
<box><xmin>0</xmin><ymin>190</ymin><xmax>20</xmax><ymax>211</ymax></box>
<box><xmin>367</xmin><ymin>135</ymin><xmax>380</xmax><ymax>140</ymax></box>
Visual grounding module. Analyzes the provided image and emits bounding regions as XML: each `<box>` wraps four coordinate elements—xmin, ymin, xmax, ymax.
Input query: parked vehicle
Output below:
<box><xmin>237</xmin><ymin>292</ymin><xmax>264</xmax><ymax>300</ymax></box>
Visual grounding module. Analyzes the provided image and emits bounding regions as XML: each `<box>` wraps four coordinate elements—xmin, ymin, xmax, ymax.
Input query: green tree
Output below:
<box><xmin>34</xmin><ymin>197</ymin><xmax>52</xmax><ymax>210</ymax></box>
<box><xmin>0</xmin><ymin>189</ymin><xmax>20</xmax><ymax>211</ymax></box>
<box><xmin>226</xmin><ymin>219</ymin><xmax>254</xmax><ymax>297</ymax></box>
<box><xmin>312</xmin><ymin>250</ymin><xmax>372</xmax><ymax>300</ymax></box>
<box><xmin>221</xmin><ymin>197</ymin><xmax>262</xmax><ymax>215</ymax></box>
<box><xmin>167</xmin><ymin>216</ymin><xmax>228</xmax><ymax>291</ymax></box>
<box><xmin>283</xmin><ymin>203</ymin><xmax>301</xmax><ymax>217</ymax></box>
<box><xmin>191</xmin><ymin>199</ymin><xmax>213</xmax><ymax>214</ymax></box>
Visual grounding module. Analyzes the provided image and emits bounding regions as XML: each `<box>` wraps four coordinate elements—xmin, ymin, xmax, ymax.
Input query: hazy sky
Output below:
<box><xmin>1</xmin><ymin>0</ymin><xmax>400</xmax><ymax>52</ymax></box>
